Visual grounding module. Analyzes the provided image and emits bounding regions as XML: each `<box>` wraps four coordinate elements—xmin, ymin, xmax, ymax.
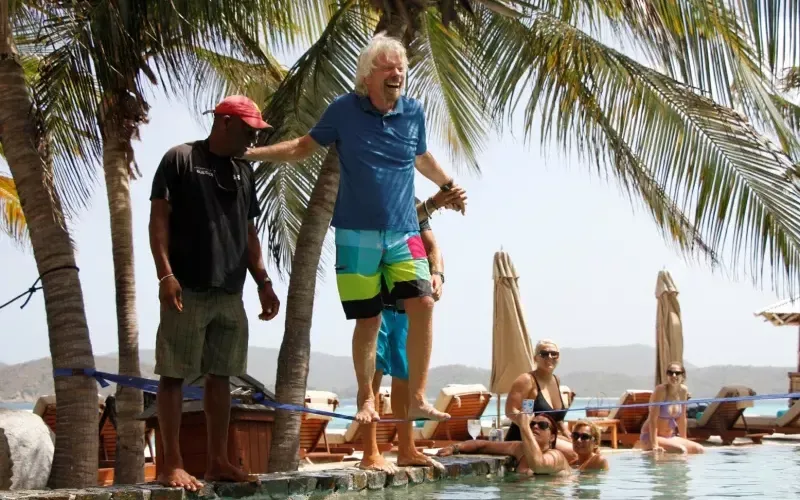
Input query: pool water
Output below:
<box><xmin>353</xmin><ymin>443</ymin><xmax>800</xmax><ymax>499</ymax></box>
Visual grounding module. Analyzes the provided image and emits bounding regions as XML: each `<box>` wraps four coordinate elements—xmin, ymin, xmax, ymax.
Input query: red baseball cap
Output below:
<box><xmin>213</xmin><ymin>95</ymin><xmax>271</xmax><ymax>129</ymax></box>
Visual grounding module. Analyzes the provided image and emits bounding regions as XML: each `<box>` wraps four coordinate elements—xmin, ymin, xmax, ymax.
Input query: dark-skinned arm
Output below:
<box><xmin>149</xmin><ymin>200</ymin><xmax>172</xmax><ymax>280</ymax></box>
<box><xmin>246</xmin><ymin>222</ymin><xmax>269</xmax><ymax>284</ymax></box>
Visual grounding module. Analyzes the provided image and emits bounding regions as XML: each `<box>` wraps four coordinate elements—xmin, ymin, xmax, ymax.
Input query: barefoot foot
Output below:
<box><xmin>397</xmin><ymin>451</ymin><xmax>445</xmax><ymax>471</ymax></box>
<box><xmin>204</xmin><ymin>459</ymin><xmax>260</xmax><ymax>484</ymax></box>
<box><xmin>357</xmin><ymin>454</ymin><xmax>398</xmax><ymax>474</ymax></box>
<box><xmin>157</xmin><ymin>467</ymin><xmax>204</xmax><ymax>491</ymax></box>
<box><xmin>354</xmin><ymin>397</ymin><xmax>380</xmax><ymax>424</ymax></box>
<box><xmin>407</xmin><ymin>402</ymin><xmax>450</xmax><ymax>422</ymax></box>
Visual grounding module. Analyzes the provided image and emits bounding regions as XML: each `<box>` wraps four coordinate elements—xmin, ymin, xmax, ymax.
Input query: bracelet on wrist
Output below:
<box><xmin>158</xmin><ymin>273</ymin><xmax>174</xmax><ymax>284</ymax></box>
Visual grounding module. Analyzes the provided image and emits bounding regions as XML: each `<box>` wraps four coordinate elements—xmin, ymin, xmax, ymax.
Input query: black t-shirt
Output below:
<box><xmin>381</xmin><ymin>197</ymin><xmax>431</xmax><ymax>312</ymax></box>
<box><xmin>150</xmin><ymin>140</ymin><xmax>261</xmax><ymax>293</ymax></box>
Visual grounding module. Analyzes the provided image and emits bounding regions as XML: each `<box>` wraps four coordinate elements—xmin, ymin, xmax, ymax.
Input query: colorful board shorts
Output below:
<box><xmin>376</xmin><ymin>309</ymin><xmax>409</xmax><ymax>380</ymax></box>
<box><xmin>335</xmin><ymin>228</ymin><xmax>432</xmax><ymax>319</ymax></box>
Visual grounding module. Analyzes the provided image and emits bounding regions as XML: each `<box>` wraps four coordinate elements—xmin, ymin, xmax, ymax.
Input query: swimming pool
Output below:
<box><xmin>349</xmin><ymin>443</ymin><xmax>800</xmax><ymax>499</ymax></box>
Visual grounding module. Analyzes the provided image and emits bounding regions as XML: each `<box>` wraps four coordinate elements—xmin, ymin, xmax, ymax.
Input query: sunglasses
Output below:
<box><xmin>571</xmin><ymin>431</ymin><xmax>593</xmax><ymax>442</ymax></box>
<box><xmin>531</xmin><ymin>420</ymin><xmax>552</xmax><ymax>431</ymax></box>
<box><xmin>667</xmin><ymin>370</ymin><xmax>684</xmax><ymax>376</ymax></box>
<box><xmin>538</xmin><ymin>350</ymin><xmax>560</xmax><ymax>359</ymax></box>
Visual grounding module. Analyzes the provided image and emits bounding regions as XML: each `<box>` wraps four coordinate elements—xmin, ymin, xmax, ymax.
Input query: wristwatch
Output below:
<box><xmin>432</xmin><ymin>271</ymin><xmax>445</xmax><ymax>284</ymax></box>
<box><xmin>440</xmin><ymin>181</ymin><xmax>453</xmax><ymax>192</ymax></box>
<box><xmin>257</xmin><ymin>275</ymin><xmax>273</xmax><ymax>291</ymax></box>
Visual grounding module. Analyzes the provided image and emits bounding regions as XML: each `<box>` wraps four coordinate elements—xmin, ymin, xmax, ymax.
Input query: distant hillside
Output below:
<box><xmin>0</xmin><ymin>345</ymin><xmax>791</xmax><ymax>402</ymax></box>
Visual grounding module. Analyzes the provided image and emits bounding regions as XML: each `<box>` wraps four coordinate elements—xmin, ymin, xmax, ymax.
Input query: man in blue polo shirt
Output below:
<box><xmin>245</xmin><ymin>33</ymin><xmax>467</xmax><ymax>424</ymax></box>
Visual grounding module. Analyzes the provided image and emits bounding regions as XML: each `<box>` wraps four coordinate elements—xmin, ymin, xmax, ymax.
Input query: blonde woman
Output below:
<box><xmin>437</xmin><ymin>413</ymin><xmax>570</xmax><ymax>476</ymax></box>
<box><xmin>570</xmin><ymin>420</ymin><xmax>608</xmax><ymax>471</ymax></box>
<box><xmin>639</xmin><ymin>362</ymin><xmax>704</xmax><ymax>454</ymax></box>
<box><xmin>505</xmin><ymin>340</ymin><xmax>577</xmax><ymax>462</ymax></box>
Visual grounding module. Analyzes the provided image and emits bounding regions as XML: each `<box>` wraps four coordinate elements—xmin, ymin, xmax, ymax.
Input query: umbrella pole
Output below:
<box><xmin>496</xmin><ymin>394</ymin><xmax>501</xmax><ymax>424</ymax></box>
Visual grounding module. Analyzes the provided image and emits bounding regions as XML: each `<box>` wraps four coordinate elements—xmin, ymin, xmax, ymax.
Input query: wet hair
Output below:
<box><xmin>531</xmin><ymin>413</ymin><xmax>558</xmax><ymax>449</ymax></box>
<box><xmin>572</xmin><ymin>420</ymin><xmax>601</xmax><ymax>452</ymax></box>
<box><xmin>354</xmin><ymin>32</ymin><xmax>408</xmax><ymax>96</ymax></box>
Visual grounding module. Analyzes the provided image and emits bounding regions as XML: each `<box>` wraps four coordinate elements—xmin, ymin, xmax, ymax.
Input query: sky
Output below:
<box><xmin>1</xmin><ymin>44</ymin><xmax>799</xmax><ymax>371</ymax></box>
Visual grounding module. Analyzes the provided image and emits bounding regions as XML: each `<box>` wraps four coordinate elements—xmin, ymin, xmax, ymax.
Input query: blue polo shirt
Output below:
<box><xmin>308</xmin><ymin>92</ymin><xmax>427</xmax><ymax>232</ymax></box>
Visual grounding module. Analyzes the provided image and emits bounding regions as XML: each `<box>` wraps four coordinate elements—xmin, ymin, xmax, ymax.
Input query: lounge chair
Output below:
<box><xmin>599</xmin><ymin>390</ymin><xmax>653</xmax><ymax>447</ymax></box>
<box><xmin>325</xmin><ymin>387</ymin><xmax>397</xmax><ymax>453</ymax></box>
<box><xmin>733</xmin><ymin>401</ymin><xmax>800</xmax><ymax>436</ymax></box>
<box><xmin>688</xmin><ymin>385</ymin><xmax>767</xmax><ymax>444</ymax></box>
<box><xmin>412</xmin><ymin>384</ymin><xmax>492</xmax><ymax>447</ymax></box>
<box><xmin>298</xmin><ymin>390</ymin><xmax>353</xmax><ymax>463</ymax></box>
<box><xmin>33</xmin><ymin>394</ymin><xmax>157</xmax><ymax>485</ymax></box>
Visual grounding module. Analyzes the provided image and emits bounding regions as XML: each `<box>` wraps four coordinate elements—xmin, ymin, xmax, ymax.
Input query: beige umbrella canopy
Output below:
<box><xmin>490</xmin><ymin>251</ymin><xmax>535</xmax><ymax>395</ymax></box>
<box><xmin>655</xmin><ymin>270</ymin><xmax>684</xmax><ymax>386</ymax></box>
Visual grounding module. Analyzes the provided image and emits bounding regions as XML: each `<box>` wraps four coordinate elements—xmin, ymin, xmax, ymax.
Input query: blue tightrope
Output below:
<box><xmin>53</xmin><ymin>368</ymin><xmax>800</xmax><ymax>423</ymax></box>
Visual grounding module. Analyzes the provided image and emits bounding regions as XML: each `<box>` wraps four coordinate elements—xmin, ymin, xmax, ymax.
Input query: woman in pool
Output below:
<box><xmin>437</xmin><ymin>413</ymin><xmax>571</xmax><ymax>476</ymax></box>
<box><xmin>505</xmin><ymin>339</ymin><xmax>577</xmax><ymax>462</ymax></box>
<box><xmin>437</xmin><ymin>417</ymin><xmax>608</xmax><ymax>473</ymax></box>
<box><xmin>639</xmin><ymin>362</ymin><xmax>704</xmax><ymax>454</ymax></box>
<box><xmin>571</xmin><ymin>420</ymin><xmax>608</xmax><ymax>471</ymax></box>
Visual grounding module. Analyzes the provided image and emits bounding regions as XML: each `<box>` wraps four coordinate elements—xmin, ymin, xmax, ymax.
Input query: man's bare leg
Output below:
<box><xmin>357</xmin><ymin>370</ymin><xmax>398</xmax><ymax>473</ymax></box>
<box><xmin>392</xmin><ymin>377</ymin><xmax>444</xmax><ymax>470</ymax></box>
<box><xmin>204</xmin><ymin>374</ymin><xmax>259</xmax><ymax>483</ymax></box>
<box><xmin>404</xmin><ymin>297</ymin><xmax>450</xmax><ymax>421</ymax></box>
<box><xmin>353</xmin><ymin>315</ymin><xmax>382</xmax><ymax>423</ymax></box>
<box><xmin>156</xmin><ymin>376</ymin><xmax>203</xmax><ymax>490</ymax></box>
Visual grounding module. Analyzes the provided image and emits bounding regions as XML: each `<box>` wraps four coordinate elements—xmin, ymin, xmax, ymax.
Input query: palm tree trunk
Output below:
<box><xmin>102</xmin><ymin>109</ymin><xmax>144</xmax><ymax>484</ymax></box>
<box><xmin>268</xmin><ymin>148</ymin><xmax>339</xmax><ymax>472</ymax></box>
<box><xmin>0</xmin><ymin>0</ymin><xmax>99</xmax><ymax>488</ymax></box>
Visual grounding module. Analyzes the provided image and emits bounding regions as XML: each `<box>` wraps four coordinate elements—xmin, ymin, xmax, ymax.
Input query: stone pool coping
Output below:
<box><xmin>0</xmin><ymin>455</ymin><xmax>516</xmax><ymax>500</ymax></box>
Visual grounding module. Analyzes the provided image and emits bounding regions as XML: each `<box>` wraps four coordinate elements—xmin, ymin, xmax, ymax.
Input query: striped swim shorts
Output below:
<box><xmin>334</xmin><ymin>228</ymin><xmax>432</xmax><ymax>319</ymax></box>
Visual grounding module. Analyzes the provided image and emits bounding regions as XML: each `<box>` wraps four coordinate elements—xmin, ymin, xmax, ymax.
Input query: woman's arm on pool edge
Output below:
<box><xmin>437</xmin><ymin>440</ymin><xmax>521</xmax><ymax>458</ymax></box>
<box><xmin>648</xmin><ymin>386</ymin><xmax>665</xmax><ymax>449</ymax></box>
<box><xmin>678</xmin><ymin>385</ymin><xmax>689</xmax><ymax>437</ymax></box>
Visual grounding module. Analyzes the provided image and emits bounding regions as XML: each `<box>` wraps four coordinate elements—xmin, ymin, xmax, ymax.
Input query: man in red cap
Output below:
<box><xmin>148</xmin><ymin>95</ymin><xmax>279</xmax><ymax>489</ymax></box>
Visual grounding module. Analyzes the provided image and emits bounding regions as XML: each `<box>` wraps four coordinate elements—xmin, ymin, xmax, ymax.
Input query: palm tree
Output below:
<box><xmin>0</xmin><ymin>173</ymin><xmax>26</xmax><ymax>245</ymax></box>
<box><xmin>9</xmin><ymin>0</ymin><xmax>294</xmax><ymax>485</ymax></box>
<box><xmin>251</xmin><ymin>0</ymin><xmax>800</xmax><ymax>471</ymax></box>
<box><xmin>1</xmin><ymin>0</ymin><xmax>101</xmax><ymax>488</ymax></box>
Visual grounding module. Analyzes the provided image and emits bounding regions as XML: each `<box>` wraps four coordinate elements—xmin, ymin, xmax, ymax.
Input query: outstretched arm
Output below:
<box><xmin>244</xmin><ymin>135</ymin><xmax>320</xmax><ymax>163</ymax></box>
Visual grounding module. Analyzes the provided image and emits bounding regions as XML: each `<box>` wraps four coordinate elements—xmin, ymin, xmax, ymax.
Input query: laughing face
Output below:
<box><xmin>365</xmin><ymin>50</ymin><xmax>406</xmax><ymax>110</ymax></box>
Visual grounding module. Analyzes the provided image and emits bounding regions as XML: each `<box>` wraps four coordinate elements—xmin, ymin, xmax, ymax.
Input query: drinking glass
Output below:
<box><xmin>467</xmin><ymin>419</ymin><xmax>481</xmax><ymax>440</ymax></box>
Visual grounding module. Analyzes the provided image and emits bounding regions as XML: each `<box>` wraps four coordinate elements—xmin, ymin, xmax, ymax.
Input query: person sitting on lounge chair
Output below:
<box><xmin>436</xmin><ymin>413</ymin><xmax>571</xmax><ymax>476</ymax></box>
<box><xmin>639</xmin><ymin>362</ymin><xmax>704</xmax><ymax>454</ymax></box>
<box><xmin>505</xmin><ymin>340</ymin><xmax>577</xmax><ymax>462</ymax></box>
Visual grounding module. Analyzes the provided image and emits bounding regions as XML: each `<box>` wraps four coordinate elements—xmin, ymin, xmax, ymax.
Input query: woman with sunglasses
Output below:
<box><xmin>570</xmin><ymin>420</ymin><xmax>608</xmax><ymax>471</ymax></box>
<box><xmin>436</xmin><ymin>413</ymin><xmax>571</xmax><ymax>476</ymax></box>
<box><xmin>639</xmin><ymin>362</ymin><xmax>704</xmax><ymax>454</ymax></box>
<box><xmin>505</xmin><ymin>340</ymin><xmax>577</xmax><ymax>462</ymax></box>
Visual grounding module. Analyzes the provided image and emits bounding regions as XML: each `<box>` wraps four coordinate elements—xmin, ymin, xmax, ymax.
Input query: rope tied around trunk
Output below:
<box><xmin>0</xmin><ymin>265</ymin><xmax>79</xmax><ymax>310</ymax></box>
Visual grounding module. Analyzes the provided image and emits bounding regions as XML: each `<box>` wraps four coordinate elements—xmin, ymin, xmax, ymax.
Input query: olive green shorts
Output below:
<box><xmin>154</xmin><ymin>288</ymin><xmax>249</xmax><ymax>379</ymax></box>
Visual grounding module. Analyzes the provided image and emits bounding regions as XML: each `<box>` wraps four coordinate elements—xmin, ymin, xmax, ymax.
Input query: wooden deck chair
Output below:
<box><xmin>688</xmin><ymin>385</ymin><xmax>766</xmax><ymax>444</ymax></box>
<box><xmin>325</xmin><ymin>387</ymin><xmax>396</xmax><ymax>453</ymax></box>
<box><xmin>412</xmin><ymin>384</ymin><xmax>492</xmax><ymax>448</ymax></box>
<box><xmin>298</xmin><ymin>390</ymin><xmax>351</xmax><ymax>463</ymax></box>
<box><xmin>602</xmin><ymin>390</ymin><xmax>652</xmax><ymax>447</ymax></box>
<box><xmin>733</xmin><ymin>401</ymin><xmax>800</xmax><ymax>436</ymax></box>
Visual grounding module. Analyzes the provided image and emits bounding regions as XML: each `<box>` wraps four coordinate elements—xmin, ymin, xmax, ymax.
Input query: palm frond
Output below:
<box><xmin>0</xmin><ymin>174</ymin><xmax>29</xmax><ymax>248</ymax></box>
<box><xmin>172</xmin><ymin>45</ymin><xmax>287</xmax><ymax>123</ymax></box>
<box><xmin>406</xmin><ymin>10</ymin><xmax>492</xmax><ymax>174</ymax></box>
<box><xmin>252</xmin><ymin>0</ymin><xmax>374</xmax><ymax>278</ymax></box>
<box><xmin>11</xmin><ymin>7</ymin><xmax>103</xmax><ymax>217</ymax></box>
<box><xmin>732</xmin><ymin>0</ymin><xmax>800</xmax><ymax>78</ymax></box>
<box><xmin>783</xmin><ymin>66</ymin><xmax>800</xmax><ymax>91</ymax></box>
<box><xmin>483</xmin><ymin>12</ymin><xmax>800</xmax><ymax>291</ymax></box>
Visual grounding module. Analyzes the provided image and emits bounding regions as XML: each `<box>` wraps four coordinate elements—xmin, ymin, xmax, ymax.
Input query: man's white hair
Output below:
<box><xmin>354</xmin><ymin>32</ymin><xmax>408</xmax><ymax>96</ymax></box>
